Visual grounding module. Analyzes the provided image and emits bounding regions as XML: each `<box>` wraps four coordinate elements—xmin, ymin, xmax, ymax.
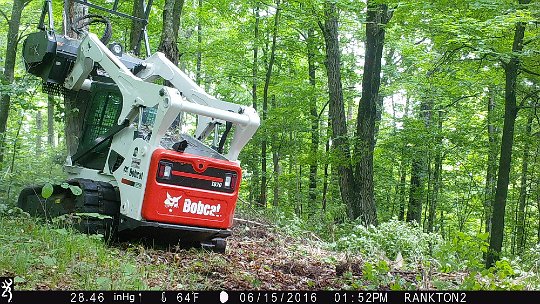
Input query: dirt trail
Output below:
<box><xmin>123</xmin><ymin>222</ymin><xmax>346</xmax><ymax>290</ymax></box>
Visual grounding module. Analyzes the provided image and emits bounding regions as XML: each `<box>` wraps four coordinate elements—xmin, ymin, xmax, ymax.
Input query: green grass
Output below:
<box><xmin>0</xmin><ymin>211</ymin><xmax>222</xmax><ymax>290</ymax></box>
<box><xmin>1</xmin><ymin>214</ymin><xmax>140</xmax><ymax>289</ymax></box>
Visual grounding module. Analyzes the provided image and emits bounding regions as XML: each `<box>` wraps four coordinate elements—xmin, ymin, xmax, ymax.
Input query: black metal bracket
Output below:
<box><xmin>38</xmin><ymin>0</ymin><xmax>54</xmax><ymax>31</ymax></box>
<box><xmin>72</xmin><ymin>119</ymin><xmax>130</xmax><ymax>163</ymax></box>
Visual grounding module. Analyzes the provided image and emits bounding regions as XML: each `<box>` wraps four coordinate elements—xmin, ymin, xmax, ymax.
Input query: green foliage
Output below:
<box><xmin>41</xmin><ymin>183</ymin><xmax>54</xmax><ymax>199</ymax></box>
<box><xmin>331</xmin><ymin>219</ymin><xmax>442</xmax><ymax>262</ymax></box>
<box><xmin>435</xmin><ymin>232</ymin><xmax>489</xmax><ymax>271</ymax></box>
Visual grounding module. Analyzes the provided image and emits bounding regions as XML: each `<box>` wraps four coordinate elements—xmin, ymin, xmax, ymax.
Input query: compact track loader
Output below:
<box><xmin>17</xmin><ymin>0</ymin><xmax>259</xmax><ymax>253</ymax></box>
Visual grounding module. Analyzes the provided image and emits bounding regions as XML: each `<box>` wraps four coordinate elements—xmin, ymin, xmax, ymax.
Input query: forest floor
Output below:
<box><xmin>0</xmin><ymin>208</ymin><xmax>468</xmax><ymax>290</ymax></box>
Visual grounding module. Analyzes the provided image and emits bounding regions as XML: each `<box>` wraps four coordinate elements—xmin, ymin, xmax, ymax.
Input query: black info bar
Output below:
<box><xmin>1</xmin><ymin>290</ymin><xmax>540</xmax><ymax>304</ymax></box>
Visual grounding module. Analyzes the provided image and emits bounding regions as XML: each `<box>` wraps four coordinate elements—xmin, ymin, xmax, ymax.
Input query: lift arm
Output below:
<box><xmin>135</xmin><ymin>53</ymin><xmax>260</xmax><ymax>161</ymax></box>
<box><xmin>64</xmin><ymin>33</ymin><xmax>259</xmax><ymax>161</ymax></box>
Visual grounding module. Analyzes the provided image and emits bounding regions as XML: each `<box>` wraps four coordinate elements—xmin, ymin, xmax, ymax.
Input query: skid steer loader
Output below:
<box><xmin>17</xmin><ymin>0</ymin><xmax>259</xmax><ymax>253</ymax></box>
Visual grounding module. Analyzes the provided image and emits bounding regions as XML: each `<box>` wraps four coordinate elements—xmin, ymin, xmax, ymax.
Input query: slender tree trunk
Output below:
<box><xmin>172</xmin><ymin>0</ymin><xmax>184</xmax><ymax>43</ymax></box>
<box><xmin>536</xmin><ymin>146</ymin><xmax>540</xmax><ymax>244</ymax></box>
<box><xmin>398</xmin><ymin>96</ymin><xmax>410</xmax><ymax>221</ymax></box>
<box><xmin>272</xmin><ymin>149</ymin><xmax>279</xmax><ymax>206</ymax></box>
<box><xmin>407</xmin><ymin>157</ymin><xmax>424</xmax><ymax>223</ymax></box>
<box><xmin>537</xmin><ymin>183</ymin><xmax>540</xmax><ymax>244</ymax></box>
<box><xmin>486</xmin><ymin>0</ymin><xmax>529</xmax><ymax>267</ymax></box>
<box><xmin>129</xmin><ymin>0</ymin><xmax>144</xmax><ymax>54</ymax></box>
<box><xmin>159</xmin><ymin>0</ymin><xmax>184</xmax><ymax>65</ymax></box>
<box><xmin>307</xmin><ymin>27</ymin><xmax>319</xmax><ymax>204</ymax></box>
<box><xmin>47</xmin><ymin>95</ymin><xmax>55</xmax><ymax>147</ymax></box>
<box><xmin>427</xmin><ymin>112</ymin><xmax>443</xmax><ymax>232</ymax></box>
<box><xmin>398</xmin><ymin>168</ymin><xmax>407</xmax><ymax>220</ymax></box>
<box><xmin>484</xmin><ymin>89</ymin><xmax>498</xmax><ymax>235</ymax></box>
<box><xmin>196</xmin><ymin>0</ymin><xmax>203</xmax><ymax>85</ymax></box>
<box><xmin>259</xmin><ymin>0</ymin><xmax>280</xmax><ymax>207</ymax></box>
<box><xmin>322</xmin><ymin>116</ymin><xmax>331</xmax><ymax>212</ymax></box>
<box><xmin>440</xmin><ymin>209</ymin><xmax>445</xmax><ymax>237</ymax></box>
<box><xmin>63</xmin><ymin>0</ymin><xmax>88</xmax><ymax>157</ymax></box>
<box><xmin>271</xmin><ymin>95</ymin><xmax>280</xmax><ymax>207</ymax></box>
<box><xmin>516</xmin><ymin>114</ymin><xmax>533</xmax><ymax>254</ymax></box>
<box><xmin>320</xmin><ymin>1</ymin><xmax>356</xmax><ymax>220</ymax></box>
<box><xmin>353</xmin><ymin>0</ymin><xmax>392</xmax><ymax>226</ymax></box>
<box><xmin>0</xmin><ymin>0</ymin><xmax>26</xmax><ymax>169</ymax></box>
<box><xmin>374</xmin><ymin>48</ymin><xmax>394</xmax><ymax>144</ymax></box>
<box><xmin>250</xmin><ymin>3</ymin><xmax>260</xmax><ymax>204</ymax></box>
<box><xmin>407</xmin><ymin>101</ymin><xmax>431</xmax><ymax>223</ymax></box>
<box><xmin>36</xmin><ymin>110</ymin><xmax>43</xmax><ymax>155</ymax></box>
<box><xmin>6</xmin><ymin>113</ymin><xmax>23</xmax><ymax>200</ymax></box>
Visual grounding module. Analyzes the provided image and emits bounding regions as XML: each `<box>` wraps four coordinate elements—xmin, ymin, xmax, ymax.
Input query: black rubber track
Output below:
<box><xmin>68</xmin><ymin>179</ymin><xmax>120</xmax><ymax>242</ymax></box>
<box><xmin>18</xmin><ymin>178</ymin><xmax>120</xmax><ymax>242</ymax></box>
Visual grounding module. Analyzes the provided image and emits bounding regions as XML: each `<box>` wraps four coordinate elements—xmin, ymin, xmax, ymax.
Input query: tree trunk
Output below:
<box><xmin>271</xmin><ymin>95</ymin><xmax>280</xmax><ymax>207</ymax></box>
<box><xmin>63</xmin><ymin>0</ymin><xmax>88</xmax><ymax>157</ymax></box>
<box><xmin>398</xmin><ymin>96</ymin><xmax>410</xmax><ymax>221</ymax></box>
<box><xmin>196</xmin><ymin>0</ymin><xmax>203</xmax><ymax>85</ymax></box>
<box><xmin>398</xmin><ymin>167</ymin><xmax>407</xmax><ymax>220</ymax></box>
<box><xmin>407</xmin><ymin>156</ymin><xmax>424</xmax><ymax>223</ymax></box>
<box><xmin>484</xmin><ymin>89</ymin><xmax>498</xmax><ymax>235</ymax></box>
<box><xmin>0</xmin><ymin>0</ymin><xmax>26</xmax><ymax>169</ymax></box>
<box><xmin>159</xmin><ymin>0</ymin><xmax>184</xmax><ymax>65</ymax></box>
<box><xmin>47</xmin><ymin>95</ymin><xmax>55</xmax><ymax>147</ymax></box>
<box><xmin>427</xmin><ymin>112</ymin><xmax>443</xmax><ymax>232</ymax></box>
<box><xmin>407</xmin><ymin>101</ymin><xmax>431</xmax><ymax>224</ymax></box>
<box><xmin>516</xmin><ymin>113</ymin><xmax>533</xmax><ymax>254</ymax></box>
<box><xmin>374</xmin><ymin>48</ymin><xmax>394</xmax><ymax>144</ymax></box>
<box><xmin>250</xmin><ymin>3</ymin><xmax>260</xmax><ymax>204</ymax></box>
<box><xmin>537</xmin><ymin>182</ymin><xmax>540</xmax><ymax>244</ymax></box>
<box><xmin>320</xmin><ymin>1</ymin><xmax>356</xmax><ymax>220</ymax></box>
<box><xmin>35</xmin><ymin>110</ymin><xmax>43</xmax><ymax>155</ymax></box>
<box><xmin>307</xmin><ymin>27</ymin><xmax>319</xmax><ymax>204</ymax></box>
<box><xmin>486</xmin><ymin>0</ymin><xmax>529</xmax><ymax>267</ymax></box>
<box><xmin>129</xmin><ymin>0</ymin><xmax>144</xmax><ymax>54</ymax></box>
<box><xmin>259</xmin><ymin>0</ymin><xmax>280</xmax><ymax>208</ymax></box>
<box><xmin>321</xmin><ymin>115</ymin><xmax>331</xmax><ymax>212</ymax></box>
<box><xmin>353</xmin><ymin>0</ymin><xmax>392</xmax><ymax>226</ymax></box>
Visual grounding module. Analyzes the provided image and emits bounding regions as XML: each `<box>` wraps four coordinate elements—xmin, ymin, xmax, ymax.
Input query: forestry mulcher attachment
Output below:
<box><xmin>18</xmin><ymin>0</ymin><xmax>259</xmax><ymax>252</ymax></box>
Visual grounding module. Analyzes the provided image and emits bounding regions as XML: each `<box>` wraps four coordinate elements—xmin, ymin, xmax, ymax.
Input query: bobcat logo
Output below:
<box><xmin>164</xmin><ymin>192</ymin><xmax>182</xmax><ymax>212</ymax></box>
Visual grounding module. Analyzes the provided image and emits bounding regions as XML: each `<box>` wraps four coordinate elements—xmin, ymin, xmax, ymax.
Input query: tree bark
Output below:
<box><xmin>374</xmin><ymin>48</ymin><xmax>394</xmax><ymax>144</ymax></box>
<box><xmin>320</xmin><ymin>1</ymin><xmax>356</xmax><ymax>220</ymax></box>
<box><xmin>36</xmin><ymin>110</ymin><xmax>43</xmax><ymax>155</ymax></box>
<box><xmin>47</xmin><ymin>95</ymin><xmax>55</xmax><ymax>147</ymax></box>
<box><xmin>516</xmin><ymin>113</ymin><xmax>533</xmax><ymax>254</ymax></box>
<box><xmin>486</xmin><ymin>0</ymin><xmax>530</xmax><ymax>267</ymax></box>
<box><xmin>537</xmin><ymin>181</ymin><xmax>540</xmax><ymax>244</ymax></box>
<box><xmin>129</xmin><ymin>0</ymin><xmax>145</xmax><ymax>54</ymax></box>
<box><xmin>407</xmin><ymin>156</ymin><xmax>424</xmax><ymax>223</ymax></box>
<box><xmin>398</xmin><ymin>96</ymin><xmax>410</xmax><ymax>221</ymax></box>
<box><xmin>0</xmin><ymin>0</ymin><xmax>26</xmax><ymax>169</ymax></box>
<box><xmin>250</xmin><ymin>3</ymin><xmax>260</xmax><ymax>204</ymax></box>
<box><xmin>321</xmin><ymin>115</ymin><xmax>331</xmax><ymax>212</ymax></box>
<box><xmin>353</xmin><ymin>0</ymin><xmax>392</xmax><ymax>225</ymax></box>
<box><xmin>159</xmin><ymin>0</ymin><xmax>185</xmax><ymax>65</ymax></box>
<box><xmin>259</xmin><ymin>0</ymin><xmax>280</xmax><ymax>207</ymax></box>
<box><xmin>427</xmin><ymin>112</ymin><xmax>443</xmax><ymax>232</ymax></box>
<box><xmin>271</xmin><ymin>95</ymin><xmax>280</xmax><ymax>207</ymax></box>
<box><xmin>484</xmin><ymin>89</ymin><xmax>498</xmax><ymax>235</ymax></box>
<box><xmin>307</xmin><ymin>27</ymin><xmax>319</xmax><ymax>204</ymax></box>
<box><xmin>196</xmin><ymin>0</ymin><xmax>203</xmax><ymax>85</ymax></box>
<box><xmin>407</xmin><ymin>101</ymin><xmax>431</xmax><ymax>224</ymax></box>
